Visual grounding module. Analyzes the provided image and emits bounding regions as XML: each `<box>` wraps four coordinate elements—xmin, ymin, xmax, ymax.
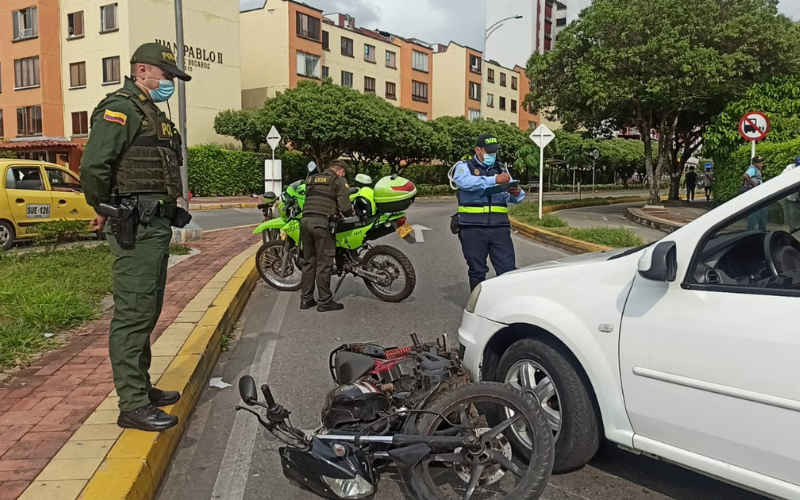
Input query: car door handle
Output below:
<box><xmin>58</xmin><ymin>199</ymin><xmax>67</xmax><ymax>205</ymax></box>
<box><xmin>16</xmin><ymin>198</ymin><xmax>25</xmax><ymax>204</ymax></box>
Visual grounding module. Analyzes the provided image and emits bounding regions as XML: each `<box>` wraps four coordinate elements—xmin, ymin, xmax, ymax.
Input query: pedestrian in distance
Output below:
<box><xmin>702</xmin><ymin>166</ymin><xmax>714</xmax><ymax>201</ymax></box>
<box><xmin>81</xmin><ymin>43</ymin><xmax>193</xmax><ymax>432</ymax></box>
<box><xmin>743</xmin><ymin>156</ymin><xmax>768</xmax><ymax>231</ymax></box>
<box><xmin>299</xmin><ymin>160</ymin><xmax>353</xmax><ymax>312</ymax></box>
<box><xmin>452</xmin><ymin>134</ymin><xmax>526</xmax><ymax>292</ymax></box>
<box><xmin>684</xmin><ymin>166</ymin><xmax>697</xmax><ymax>202</ymax></box>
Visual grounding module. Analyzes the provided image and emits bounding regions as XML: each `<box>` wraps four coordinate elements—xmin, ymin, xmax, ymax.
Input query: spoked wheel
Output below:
<box><xmin>360</xmin><ymin>245</ymin><xmax>416</xmax><ymax>302</ymax></box>
<box><xmin>404</xmin><ymin>382</ymin><xmax>554</xmax><ymax>500</ymax></box>
<box><xmin>256</xmin><ymin>240</ymin><xmax>302</xmax><ymax>291</ymax></box>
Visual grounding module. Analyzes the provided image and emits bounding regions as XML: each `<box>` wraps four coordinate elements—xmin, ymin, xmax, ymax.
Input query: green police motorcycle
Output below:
<box><xmin>253</xmin><ymin>172</ymin><xmax>418</xmax><ymax>303</ymax></box>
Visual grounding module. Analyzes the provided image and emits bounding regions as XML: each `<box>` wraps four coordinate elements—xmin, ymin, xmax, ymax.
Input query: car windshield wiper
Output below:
<box><xmin>607</xmin><ymin>241</ymin><xmax>656</xmax><ymax>260</ymax></box>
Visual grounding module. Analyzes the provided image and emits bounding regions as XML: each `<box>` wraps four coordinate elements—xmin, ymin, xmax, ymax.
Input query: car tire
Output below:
<box><xmin>496</xmin><ymin>338</ymin><xmax>601</xmax><ymax>473</ymax></box>
<box><xmin>0</xmin><ymin>220</ymin><xmax>15</xmax><ymax>251</ymax></box>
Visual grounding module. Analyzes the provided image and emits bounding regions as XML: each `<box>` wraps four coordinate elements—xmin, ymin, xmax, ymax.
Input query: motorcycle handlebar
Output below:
<box><xmin>261</xmin><ymin>384</ymin><xmax>277</xmax><ymax>408</ymax></box>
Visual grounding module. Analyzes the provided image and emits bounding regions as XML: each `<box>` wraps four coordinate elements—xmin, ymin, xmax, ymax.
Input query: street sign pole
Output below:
<box><xmin>174</xmin><ymin>0</ymin><xmax>189</xmax><ymax>211</ymax></box>
<box><xmin>751</xmin><ymin>139</ymin><xmax>756</xmax><ymax>161</ymax></box>
<box><xmin>266</xmin><ymin>126</ymin><xmax>282</xmax><ymax>194</ymax></box>
<box><xmin>530</xmin><ymin>124</ymin><xmax>555</xmax><ymax>220</ymax></box>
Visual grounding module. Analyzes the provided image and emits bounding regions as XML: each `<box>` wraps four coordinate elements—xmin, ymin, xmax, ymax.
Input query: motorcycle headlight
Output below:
<box><xmin>465</xmin><ymin>283</ymin><xmax>482</xmax><ymax>313</ymax></box>
<box><xmin>321</xmin><ymin>475</ymin><xmax>374</xmax><ymax>499</ymax></box>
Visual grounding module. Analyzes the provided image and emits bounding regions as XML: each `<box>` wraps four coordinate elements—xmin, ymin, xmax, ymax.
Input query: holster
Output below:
<box><xmin>170</xmin><ymin>207</ymin><xmax>192</xmax><ymax>228</ymax></box>
<box><xmin>450</xmin><ymin>213</ymin><xmax>460</xmax><ymax>235</ymax></box>
<box><xmin>328</xmin><ymin>215</ymin><xmax>339</xmax><ymax>235</ymax></box>
<box><xmin>111</xmin><ymin>200</ymin><xmax>139</xmax><ymax>250</ymax></box>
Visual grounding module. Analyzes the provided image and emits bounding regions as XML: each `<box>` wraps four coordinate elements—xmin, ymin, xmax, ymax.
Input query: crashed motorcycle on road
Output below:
<box><xmin>236</xmin><ymin>335</ymin><xmax>554</xmax><ymax>499</ymax></box>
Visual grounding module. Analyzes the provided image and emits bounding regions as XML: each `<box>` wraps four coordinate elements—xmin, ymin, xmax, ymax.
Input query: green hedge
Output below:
<box><xmin>714</xmin><ymin>138</ymin><xmax>800</xmax><ymax>202</ymax></box>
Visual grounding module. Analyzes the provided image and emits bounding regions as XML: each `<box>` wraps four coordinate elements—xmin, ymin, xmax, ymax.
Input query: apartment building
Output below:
<box><xmin>485</xmin><ymin>0</ymin><xmax>568</xmax><ymax>69</ymax></box>
<box><xmin>241</xmin><ymin>0</ymin><xmax>433</xmax><ymax>119</ymax></box>
<box><xmin>0</xmin><ymin>1</ymin><xmax>241</xmax><ymax>170</ymax></box>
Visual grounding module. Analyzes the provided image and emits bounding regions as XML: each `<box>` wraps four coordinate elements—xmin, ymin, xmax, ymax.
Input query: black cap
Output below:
<box><xmin>130</xmin><ymin>43</ymin><xmax>191</xmax><ymax>81</ymax></box>
<box><xmin>752</xmin><ymin>156</ymin><xmax>765</xmax><ymax>164</ymax></box>
<box><xmin>476</xmin><ymin>134</ymin><xmax>501</xmax><ymax>153</ymax></box>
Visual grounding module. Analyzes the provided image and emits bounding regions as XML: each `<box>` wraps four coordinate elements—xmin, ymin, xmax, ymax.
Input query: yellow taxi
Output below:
<box><xmin>0</xmin><ymin>159</ymin><xmax>95</xmax><ymax>250</ymax></box>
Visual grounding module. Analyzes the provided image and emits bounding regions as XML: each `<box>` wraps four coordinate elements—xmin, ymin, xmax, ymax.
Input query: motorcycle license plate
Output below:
<box><xmin>396</xmin><ymin>223</ymin><xmax>413</xmax><ymax>239</ymax></box>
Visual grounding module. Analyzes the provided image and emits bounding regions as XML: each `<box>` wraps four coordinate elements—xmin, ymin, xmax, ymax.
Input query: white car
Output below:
<box><xmin>459</xmin><ymin>167</ymin><xmax>800</xmax><ymax>499</ymax></box>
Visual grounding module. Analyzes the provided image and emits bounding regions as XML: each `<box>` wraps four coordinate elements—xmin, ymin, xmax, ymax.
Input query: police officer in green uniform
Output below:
<box><xmin>300</xmin><ymin>160</ymin><xmax>353</xmax><ymax>312</ymax></box>
<box><xmin>81</xmin><ymin>43</ymin><xmax>191</xmax><ymax>432</ymax></box>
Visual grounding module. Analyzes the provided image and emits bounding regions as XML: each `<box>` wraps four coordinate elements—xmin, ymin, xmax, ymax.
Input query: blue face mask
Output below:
<box><xmin>483</xmin><ymin>153</ymin><xmax>497</xmax><ymax>167</ymax></box>
<box><xmin>149</xmin><ymin>79</ymin><xmax>175</xmax><ymax>103</ymax></box>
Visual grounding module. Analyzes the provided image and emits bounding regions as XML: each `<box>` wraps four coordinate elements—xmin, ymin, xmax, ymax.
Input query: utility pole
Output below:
<box><xmin>174</xmin><ymin>0</ymin><xmax>189</xmax><ymax>211</ymax></box>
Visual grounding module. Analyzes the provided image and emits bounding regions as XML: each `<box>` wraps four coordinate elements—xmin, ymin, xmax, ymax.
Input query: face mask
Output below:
<box><xmin>149</xmin><ymin>79</ymin><xmax>175</xmax><ymax>103</ymax></box>
<box><xmin>483</xmin><ymin>153</ymin><xmax>497</xmax><ymax>167</ymax></box>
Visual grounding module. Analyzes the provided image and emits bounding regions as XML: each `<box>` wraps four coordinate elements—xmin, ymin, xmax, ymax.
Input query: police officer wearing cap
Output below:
<box><xmin>300</xmin><ymin>160</ymin><xmax>353</xmax><ymax>312</ymax></box>
<box><xmin>453</xmin><ymin>134</ymin><xmax>525</xmax><ymax>291</ymax></box>
<box><xmin>81</xmin><ymin>43</ymin><xmax>191</xmax><ymax>432</ymax></box>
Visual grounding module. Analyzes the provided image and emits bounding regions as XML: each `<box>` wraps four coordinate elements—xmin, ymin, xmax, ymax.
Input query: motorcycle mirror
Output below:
<box><xmin>355</xmin><ymin>173</ymin><xmax>372</xmax><ymax>185</ymax></box>
<box><xmin>238</xmin><ymin>376</ymin><xmax>259</xmax><ymax>406</ymax></box>
<box><xmin>307</xmin><ymin>161</ymin><xmax>317</xmax><ymax>173</ymax></box>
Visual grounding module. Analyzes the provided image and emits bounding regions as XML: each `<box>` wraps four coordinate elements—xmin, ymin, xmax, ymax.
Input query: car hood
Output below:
<box><xmin>506</xmin><ymin>248</ymin><xmax>631</xmax><ymax>274</ymax></box>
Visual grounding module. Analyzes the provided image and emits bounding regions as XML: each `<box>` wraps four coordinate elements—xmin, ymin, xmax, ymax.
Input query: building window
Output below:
<box><xmin>412</xmin><ymin>50</ymin><xmax>429</xmax><ymax>72</ymax></box>
<box><xmin>511</xmin><ymin>99</ymin><xmax>518</xmax><ymax>113</ymax></box>
<box><xmin>469</xmin><ymin>55</ymin><xmax>481</xmax><ymax>74</ymax></box>
<box><xmin>469</xmin><ymin>82</ymin><xmax>481</xmax><ymax>101</ymax></box>
<box><xmin>556</xmin><ymin>17</ymin><xmax>567</xmax><ymax>26</ymax></box>
<box><xmin>500</xmin><ymin>73</ymin><xmax>507</xmax><ymax>87</ymax></box>
<box><xmin>296</xmin><ymin>51</ymin><xmax>320</xmax><ymax>78</ymax></box>
<box><xmin>417</xmin><ymin>113</ymin><xmax>428</xmax><ymax>121</ymax></box>
<box><xmin>468</xmin><ymin>109</ymin><xmax>481</xmax><ymax>122</ymax></box>
<box><xmin>364</xmin><ymin>76</ymin><xmax>376</xmax><ymax>94</ymax></box>
<box><xmin>500</xmin><ymin>96</ymin><xmax>507</xmax><ymax>110</ymax></box>
<box><xmin>102</xmin><ymin>56</ymin><xmax>121</xmax><ymax>84</ymax></box>
<box><xmin>386</xmin><ymin>51</ymin><xmax>397</xmax><ymax>69</ymax></box>
<box><xmin>512</xmin><ymin>76</ymin><xmax>518</xmax><ymax>90</ymax></box>
<box><xmin>322</xmin><ymin>66</ymin><xmax>329</xmax><ymax>79</ymax></box>
<box><xmin>411</xmin><ymin>80</ymin><xmax>428</xmax><ymax>102</ymax></box>
<box><xmin>486</xmin><ymin>93</ymin><xmax>494</xmax><ymax>108</ymax></box>
<box><xmin>13</xmin><ymin>7</ymin><xmax>38</xmax><ymax>41</ymax></box>
<box><xmin>100</xmin><ymin>3</ymin><xmax>118</xmax><ymax>33</ymax></box>
<box><xmin>341</xmin><ymin>37</ymin><xmax>354</xmax><ymax>57</ymax></box>
<box><xmin>296</xmin><ymin>12</ymin><xmax>320</xmax><ymax>41</ymax></box>
<box><xmin>322</xmin><ymin>31</ymin><xmax>329</xmax><ymax>50</ymax></box>
<box><xmin>70</xmin><ymin>62</ymin><xmax>87</xmax><ymax>89</ymax></box>
<box><xmin>386</xmin><ymin>81</ymin><xmax>396</xmax><ymax>100</ymax></box>
<box><xmin>72</xmin><ymin>111</ymin><xmax>89</xmax><ymax>136</ymax></box>
<box><xmin>17</xmin><ymin>105</ymin><xmax>42</xmax><ymax>136</ymax></box>
<box><xmin>364</xmin><ymin>44</ymin><xmax>376</xmax><ymax>63</ymax></box>
<box><xmin>488</xmin><ymin>68</ymin><xmax>495</xmax><ymax>83</ymax></box>
<box><xmin>341</xmin><ymin>71</ymin><xmax>353</xmax><ymax>88</ymax></box>
<box><xmin>68</xmin><ymin>11</ymin><xmax>85</xmax><ymax>38</ymax></box>
<box><xmin>14</xmin><ymin>57</ymin><xmax>40</xmax><ymax>89</ymax></box>
<box><xmin>529</xmin><ymin>121</ymin><xmax>538</xmax><ymax>130</ymax></box>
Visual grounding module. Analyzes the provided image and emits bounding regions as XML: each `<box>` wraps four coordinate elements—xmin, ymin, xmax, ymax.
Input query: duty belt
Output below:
<box><xmin>122</xmin><ymin>196</ymin><xmax>179</xmax><ymax>218</ymax></box>
<box><xmin>457</xmin><ymin>206</ymin><xmax>509</xmax><ymax>214</ymax></box>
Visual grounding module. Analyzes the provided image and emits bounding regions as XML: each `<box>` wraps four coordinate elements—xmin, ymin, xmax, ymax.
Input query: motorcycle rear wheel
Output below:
<box><xmin>404</xmin><ymin>382</ymin><xmax>554</xmax><ymax>500</ymax></box>
<box><xmin>360</xmin><ymin>245</ymin><xmax>416</xmax><ymax>302</ymax></box>
<box><xmin>256</xmin><ymin>240</ymin><xmax>302</xmax><ymax>291</ymax></box>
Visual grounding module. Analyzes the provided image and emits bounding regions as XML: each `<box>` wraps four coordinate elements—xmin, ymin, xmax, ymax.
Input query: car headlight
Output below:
<box><xmin>321</xmin><ymin>475</ymin><xmax>374</xmax><ymax>499</ymax></box>
<box><xmin>465</xmin><ymin>283</ymin><xmax>482</xmax><ymax>313</ymax></box>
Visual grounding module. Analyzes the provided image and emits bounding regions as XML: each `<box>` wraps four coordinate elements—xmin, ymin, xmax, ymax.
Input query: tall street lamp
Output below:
<box><xmin>485</xmin><ymin>15</ymin><xmax>523</xmax><ymax>42</ymax></box>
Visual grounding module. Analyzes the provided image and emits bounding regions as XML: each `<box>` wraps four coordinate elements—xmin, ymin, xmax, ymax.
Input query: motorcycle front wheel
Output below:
<box><xmin>256</xmin><ymin>240</ymin><xmax>302</xmax><ymax>291</ymax></box>
<box><xmin>360</xmin><ymin>245</ymin><xmax>416</xmax><ymax>302</ymax></box>
<box><xmin>403</xmin><ymin>382</ymin><xmax>554</xmax><ymax>500</ymax></box>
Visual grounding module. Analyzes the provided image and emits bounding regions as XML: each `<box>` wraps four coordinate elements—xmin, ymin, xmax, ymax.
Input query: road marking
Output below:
<box><xmin>211</xmin><ymin>291</ymin><xmax>290</xmax><ymax>500</ymax></box>
<box><xmin>411</xmin><ymin>224</ymin><xmax>432</xmax><ymax>242</ymax></box>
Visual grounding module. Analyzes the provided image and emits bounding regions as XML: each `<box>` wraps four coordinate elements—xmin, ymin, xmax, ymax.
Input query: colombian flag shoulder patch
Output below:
<box><xmin>103</xmin><ymin>109</ymin><xmax>127</xmax><ymax>125</ymax></box>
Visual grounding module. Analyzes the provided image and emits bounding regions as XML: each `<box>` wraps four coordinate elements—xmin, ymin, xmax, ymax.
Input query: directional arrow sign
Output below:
<box><xmin>530</xmin><ymin>124</ymin><xmax>555</xmax><ymax>148</ymax></box>
<box><xmin>266</xmin><ymin>125</ymin><xmax>281</xmax><ymax>151</ymax></box>
<box><xmin>411</xmin><ymin>224</ymin><xmax>432</xmax><ymax>243</ymax></box>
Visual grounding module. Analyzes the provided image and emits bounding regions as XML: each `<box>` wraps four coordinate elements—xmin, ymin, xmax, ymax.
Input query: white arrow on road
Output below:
<box><xmin>411</xmin><ymin>224</ymin><xmax>432</xmax><ymax>243</ymax></box>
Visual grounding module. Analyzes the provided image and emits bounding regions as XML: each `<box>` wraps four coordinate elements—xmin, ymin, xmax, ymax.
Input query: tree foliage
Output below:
<box><xmin>525</xmin><ymin>0</ymin><xmax>800</xmax><ymax>204</ymax></box>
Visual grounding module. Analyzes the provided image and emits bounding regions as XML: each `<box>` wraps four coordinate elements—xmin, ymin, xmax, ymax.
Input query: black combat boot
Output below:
<box><xmin>317</xmin><ymin>300</ymin><xmax>344</xmax><ymax>312</ymax></box>
<box><xmin>149</xmin><ymin>388</ymin><xmax>181</xmax><ymax>407</ymax></box>
<box><xmin>118</xmin><ymin>404</ymin><xmax>179</xmax><ymax>432</ymax></box>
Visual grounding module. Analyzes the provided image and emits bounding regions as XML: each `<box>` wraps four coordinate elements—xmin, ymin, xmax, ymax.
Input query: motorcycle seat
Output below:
<box><xmin>337</xmin><ymin>215</ymin><xmax>379</xmax><ymax>233</ymax></box>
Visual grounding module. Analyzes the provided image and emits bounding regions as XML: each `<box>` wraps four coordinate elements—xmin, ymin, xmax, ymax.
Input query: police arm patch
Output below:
<box><xmin>103</xmin><ymin>109</ymin><xmax>128</xmax><ymax>125</ymax></box>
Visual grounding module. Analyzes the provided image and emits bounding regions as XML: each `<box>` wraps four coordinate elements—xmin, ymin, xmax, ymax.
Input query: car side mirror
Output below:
<box><xmin>638</xmin><ymin>241</ymin><xmax>678</xmax><ymax>282</ymax></box>
<box><xmin>238</xmin><ymin>375</ymin><xmax>259</xmax><ymax>406</ymax></box>
<box><xmin>355</xmin><ymin>173</ymin><xmax>372</xmax><ymax>185</ymax></box>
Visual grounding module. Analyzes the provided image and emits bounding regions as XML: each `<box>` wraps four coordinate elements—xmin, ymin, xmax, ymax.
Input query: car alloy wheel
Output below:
<box><xmin>504</xmin><ymin>359</ymin><xmax>562</xmax><ymax>447</ymax></box>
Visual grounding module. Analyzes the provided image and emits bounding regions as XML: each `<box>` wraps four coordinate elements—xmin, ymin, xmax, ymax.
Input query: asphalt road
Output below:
<box><xmin>158</xmin><ymin>201</ymin><xmax>766</xmax><ymax>500</ymax></box>
<box><xmin>554</xmin><ymin>202</ymin><xmax>668</xmax><ymax>243</ymax></box>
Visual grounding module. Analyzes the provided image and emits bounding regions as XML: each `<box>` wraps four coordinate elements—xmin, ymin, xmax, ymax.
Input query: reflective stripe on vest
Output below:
<box><xmin>458</xmin><ymin>206</ymin><xmax>509</xmax><ymax>214</ymax></box>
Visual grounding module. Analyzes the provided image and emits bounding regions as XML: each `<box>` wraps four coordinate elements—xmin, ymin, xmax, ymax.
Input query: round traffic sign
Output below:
<box><xmin>738</xmin><ymin>112</ymin><xmax>770</xmax><ymax>142</ymax></box>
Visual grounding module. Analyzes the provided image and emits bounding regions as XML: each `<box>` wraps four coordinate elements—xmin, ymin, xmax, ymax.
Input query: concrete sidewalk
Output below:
<box><xmin>0</xmin><ymin>227</ymin><xmax>260</xmax><ymax>500</ymax></box>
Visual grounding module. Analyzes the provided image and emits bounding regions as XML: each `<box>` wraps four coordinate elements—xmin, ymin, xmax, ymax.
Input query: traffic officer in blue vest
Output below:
<box><xmin>453</xmin><ymin>134</ymin><xmax>525</xmax><ymax>291</ymax></box>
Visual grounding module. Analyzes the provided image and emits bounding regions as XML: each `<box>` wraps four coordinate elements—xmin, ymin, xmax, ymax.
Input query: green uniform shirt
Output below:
<box><xmin>80</xmin><ymin>77</ymin><xmax>150</xmax><ymax>208</ymax></box>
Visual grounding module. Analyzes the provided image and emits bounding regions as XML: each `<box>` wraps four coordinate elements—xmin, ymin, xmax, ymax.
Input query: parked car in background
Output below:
<box><xmin>459</xmin><ymin>167</ymin><xmax>800</xmax><ymax>499</ymax></box>
<box><xmin>0</xmin><ymin>159</ymin><xmax>95</xmax><ymax>250</ymax></box>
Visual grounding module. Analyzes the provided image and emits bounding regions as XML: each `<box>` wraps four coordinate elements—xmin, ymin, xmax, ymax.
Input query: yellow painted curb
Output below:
<box><xmin>511</xmin><ymin>219</ymin><xmax>612</xmax><ymax>254</ymax></box>
<box><xmin>19</xmin><ymin>244</ymin><xmax>261</xmax><ymax>500</ymax></box>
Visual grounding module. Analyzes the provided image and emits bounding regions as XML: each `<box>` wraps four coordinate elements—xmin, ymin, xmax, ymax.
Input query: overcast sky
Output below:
<box><xmin>241</xmin><ymin>0</ymin><xmax>800</xmax><ymax>50</ymax></box>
